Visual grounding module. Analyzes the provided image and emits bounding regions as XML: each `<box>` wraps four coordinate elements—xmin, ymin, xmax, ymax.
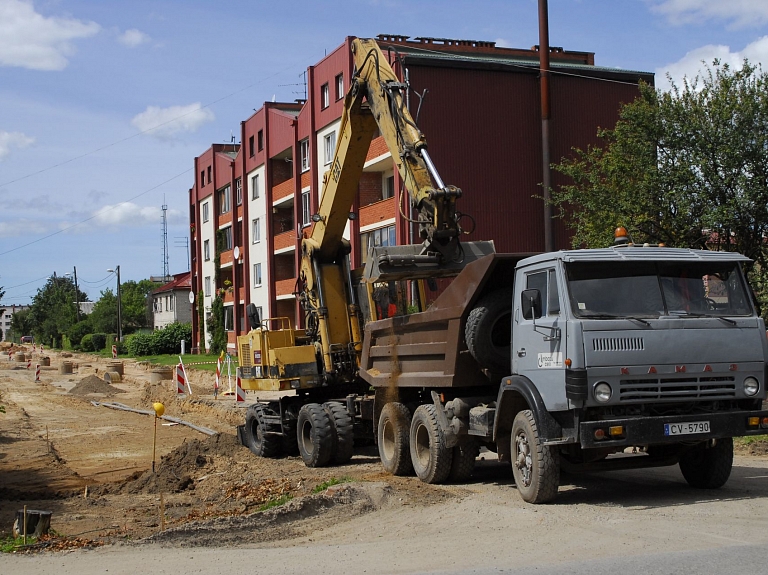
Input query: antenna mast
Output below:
<box><xmin>162</xmin><ymin>197</ymin><xmax>170</xmax><ymax>280</ymax></box>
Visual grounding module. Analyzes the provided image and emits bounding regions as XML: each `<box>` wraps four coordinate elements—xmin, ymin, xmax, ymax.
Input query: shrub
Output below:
<box><xmin>80</xmin><ymin>334</ymin><xmax>94</xmax><ymax>352</ymax></box>
<box><xmin>91</xmin><ymin>333</ymin><xmax>107</xmax><ymax>351</ymax></box>
<box><xmin>67</xmin><ymin>319</ymin><xmax>93</xmax><ymax>349</ymax></box>
<box><xmin>125</xmin><ymin>333</ymin><xmax>155</xmax><ymax>356</ymax></box>
<box><xmin>153</xmin><ymin>323</ymin><xmax>193</xmax><ymax>354</ymax></box>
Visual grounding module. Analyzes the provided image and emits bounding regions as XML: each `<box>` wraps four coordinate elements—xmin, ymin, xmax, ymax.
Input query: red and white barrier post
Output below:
<box><xmin>176</xmin><ymin>363</ymin><xmax>186</xmax><ymax>395</ymax></box>
<box><xmin>33</xmin><ymin>343</ymin><xmax>36</xmax><ymax>353</ymax></box>
<box><xmin>112</xmin><ymin>345</ymin><xmax>117</xmax><ymax>359</ymax></box>
<box><xmin>35</xmin><ymin>364</ymin><xmax>40</xmax><ymax>382</ymax></box>
<box><xmin>26</xmin><ymin>359</ymin><xmax>31</xmax><ymax>370</ymax></box>
<box><xmin>235</xmin><ymin>375</ymin><xmax>246</xmax><ymax>404</ymax></box>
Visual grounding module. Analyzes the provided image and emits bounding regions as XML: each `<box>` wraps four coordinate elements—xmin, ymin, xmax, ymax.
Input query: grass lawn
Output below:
<box><xmin>79</xmin><ymin>350</ymin><xmax>238</xmax><ymax>372</ymax></box>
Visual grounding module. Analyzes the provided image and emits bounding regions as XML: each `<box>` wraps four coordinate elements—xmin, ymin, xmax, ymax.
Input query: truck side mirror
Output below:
<box><xmin>246</xmin><ymin>303</ymin><xmax>261</xmax><ymax>330</ymax></box>
<box><xmin>521</xmin><ymin>289</ymin><xmax>542</xmax><ymax>320</ymax></box>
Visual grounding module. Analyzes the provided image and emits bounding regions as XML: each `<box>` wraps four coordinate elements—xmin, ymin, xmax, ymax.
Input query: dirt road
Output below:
<box><xmin>2</xmin><ymin>348</ymin><xmax>768</xmax><ymax>573</ymax></box>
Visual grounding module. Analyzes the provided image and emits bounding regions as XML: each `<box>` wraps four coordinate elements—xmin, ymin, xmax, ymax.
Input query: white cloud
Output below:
<box><xmin>0</xmin><ymin>0</ymin><xmax>99</xmax><ymax>71</ymax></box>
<box><xmin>131</xmin><ymin>103</ymin><xmax>215</xmax><ymax>141</ymax></box>
<box><xmin>495</xmin><ymin>38</ymin><xmax>511</xmax><ymax>48</ymax></box>
<box><xmin>118</xmin><ymin>28</ymin><xmax>150</xmax><ymax>48</ymax></box>
<box><xmin>0</xmin><ymin>130</ymin><xmax>34</xmax><ymax>160</ymax></box>
<box><xmin>650</xmin><ymin>0</ymin><xmax>768</xmax><ymax>28</ymax></box>
<box><xmin>90</xmin><ymin>203</ymin><xmax>160</xmax><ymax>227</ymax></box>
<box><xmin>0</xmin><ymin>218</ymin><xmax>47</xmax><ymax>237</ymax></box>
<box><xmin>656</xmin><ymin>36</ymin><xmax>768</xmax><ymax>90</ymax></box>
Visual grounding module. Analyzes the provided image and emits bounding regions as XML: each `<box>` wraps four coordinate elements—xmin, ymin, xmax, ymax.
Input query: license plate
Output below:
<box><xmin>664</xmin><ymin>421</ymin><xmax>710</xmax><ymax>436</ymax></box>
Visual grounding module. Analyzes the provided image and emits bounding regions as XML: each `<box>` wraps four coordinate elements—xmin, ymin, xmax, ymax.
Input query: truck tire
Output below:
<box><xmin>511</xmin><ymin>410</ymin><xmax>559</xmax><ymax>503</ymax></box>
<box><xmin>410</xmin><ymin>404</ymin><xmax>452</xmax><ymax>484</ymax></box>
<box><xmin>378</xmin><ymin>402</ymin><xmax>414</xmax><ymax>476</ymax></box>
<box><xmin>679</xmin><ymin>438</ymin><xmax>733</xmax><ymax>489</ymax></box>
<box><xmin>244</xmin><ymin>404</ymin><xmax>282</xmax><ymax>458</ymax></box>
<box><xmin>324</xmin><ymin>401</ymin><xmax>354</xmax><ymax>464</ymax></box>
<box><xmin>448</xmin><ymin>438</ymin><xmax>479</xmax><ymax>482</ymax></box>
<box><xmin>465</xmin><ymin>289</ymin><xmax>513</xmax><ymax>373</ymax></box>
<box><xmin>296</xmin><ymin>403</ymin><xmax>333</xmax><ymax>467</ymax></box>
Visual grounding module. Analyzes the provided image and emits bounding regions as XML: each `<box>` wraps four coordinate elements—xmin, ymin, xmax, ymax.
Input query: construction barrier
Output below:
<box><xmin>112</xmin><ymin>345</ymin><xmax>117</xmax><ymax>359</ymax></box>
<box><xmin>176</xmin><ymin>364</ymin><xmax>186</xmax><ymax>395</ymax></box>
<box><xmin>215</xmin><ymin>356</ymin><xmax>222</xmax><ymax>394</ymax></box>
<box><xmin>35</xmin><ymin>364</ymin><xmax>40</xmax><ymax>382</ymax></box>
<box><xmin>235</xmin><ymin>375</ymin><xmax>245</xmax><ymax>403</ymax></box>
<box><xmin>33</xmin><ymin>344</ymin><xmax>36</xmax><ymax>353</ymax></box>
<box><xmin>26</xmin><ymin>359</ymin><xmax>31</xmax><ymax>370</ymax></box>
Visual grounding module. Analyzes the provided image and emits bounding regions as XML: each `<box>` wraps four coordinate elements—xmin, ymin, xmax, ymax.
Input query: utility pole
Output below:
<box><xmin>73</xmin><ymin>266</ymin><xmax>80</xmax><ymax>322</ymax></box>
<box><xmin>107</xmin><ymin>265</ymin><xmax>122</xmax><ymax>341</ymax></box>
<box><xmin>539</xmin><ymin>0</ymin><xmax>555</xmax><ymax>252</ymax></box>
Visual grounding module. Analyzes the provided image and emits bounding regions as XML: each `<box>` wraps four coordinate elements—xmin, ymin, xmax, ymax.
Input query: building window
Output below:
<box><xmin>253</xmin><ymin>262</ymin><xmax>262</xmax><ymax>286</ymax></box>
<box><xmin>204</xmin><ymin>276</ymin><xmax>211</xmax><ymax>296</ymax></box>
<box><xmin>249</xmin><ymin>135</ymin><xmax>254</xmax><ymax>157</ymax></box>
<box><xmin>361</xmin><ymin>224</ymin><xmax>396</xmax><ymax>263</ymax></box>
<box><xmin>252</xmin><ymin>218</ymin><xmax>260</xmax><ymax>243</ymax></box>
<box><xmin>169</xmin><ymin>296</ymin><xmax>174</xmax><ymax>312</ymax></box>
<box><xmin>335</xmin><ymin>73</ymin><xmax>344</xmax><ymax>100</ymax></box>
<box><xmin>323</xmin><ymin>131</ymin><xmax>336</xmax><ymax>165</ymax></box>
<box><xmin>204</xmin><ymin>239</ymin><xmax>210</xmax><ymax>261</ymax></box>
<box><xmin>384</xmin><ymin>175</ymin><xmax>395</xmax><ymax>199</ymax></box>
<box><xmin>321</xmin><ymin>83</ymin><xmax>329</xmax><ymax>109</ymax></box>
<box><xmin>224</xmin><ymin>306</ymin><xmax>234</xmax><ymax>331</ymax></box>
<box><xmin>202</xmin><ymin>201</ymin><xmax>209</xmax><ymax>223</ymax></box>
<box><xmin>200</xmin><ymin>170</ymin><xmax>206</xmax><ymax>186</ymax></box>
<box><xmin>301</xmin><ymin>190</ymin><xmax>311</xmax><ymax>227</ymax></box>
<box><xmin>207</xmin><ymin>166</ymin><xmax>212</xmax><ymax>184</ymax></box>
<box><xmin>256</xmin><ymin>306</ymin><xmax>263</xmax><ymax>323</ymax></box>
<box><xmin>235</xmin><ymin>178</ymin><xmax>242</xmax><ymax>206</ymax></box>
<box><xmin>300</xmin><ymin>139</ymin><xmax>310</xmax><ymax>172</ymax></box>
<box><xmin>221</xmin><ymin>226</ymin><xmax>233</xmax><ymax>251</ymax></box>
<box><xmin>219</xmin><ymin>185</ymin><xmax>231</xmax><ymax>214</ymax></box>
<box><xmin>257</xmin><ymin>129</ymin><xmax>264</xmax><ymax>151</ymax></box>
<box><xmin>251</xmin><ymin>174</ymin><xmax>260</xmax><ymax>199</ymax></box>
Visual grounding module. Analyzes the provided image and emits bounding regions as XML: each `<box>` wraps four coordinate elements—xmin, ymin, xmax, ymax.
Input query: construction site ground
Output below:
<box><xmin>1</xmin><ymin>347</ymin><xmax>768</xmax><ymax>573</ymax></box>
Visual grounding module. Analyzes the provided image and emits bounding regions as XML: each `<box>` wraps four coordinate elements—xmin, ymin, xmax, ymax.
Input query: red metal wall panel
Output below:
<box><xmin>313</xmin><ymin>43</ymin><xmax>350</xmax><ymax>130</ymax></box>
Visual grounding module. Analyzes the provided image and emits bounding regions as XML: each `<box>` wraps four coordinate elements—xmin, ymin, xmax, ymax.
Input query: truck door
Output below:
<box><xmin>513</xmin><ymin>267</ymin><xmax>568</xmax><ymax>410</ymax></box>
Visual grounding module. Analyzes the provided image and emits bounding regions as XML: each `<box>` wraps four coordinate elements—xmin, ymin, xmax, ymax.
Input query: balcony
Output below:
<box><xmin>359</xmin><ymin>197</ymin><xmax>396</xmax><ymax>228</ymax></box>
<box><xmin>275</xmin><ymin>278</ymin><xmax>296</xmax><ymax>299</ymax></box>
<box><xmin>273</xmin><ymin>230</ymin><xmax>295</xmax><ymax>253</ymax></box>
<box><xmin>273</xmin><ymin>177</ymin><xmax>294</xmax><ymax>202</ymax></box>
<box><xmin>220</xmin><ymin>250</ymin><xmax>234</xmax><ymax>267</ymax></box>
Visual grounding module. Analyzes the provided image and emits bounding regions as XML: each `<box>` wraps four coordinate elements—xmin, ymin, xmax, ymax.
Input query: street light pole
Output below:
<box><xmin>107</xmin><ymin>265</ymin><xmax>122</xmax><ymax>341</ymax></box>
<box><xmin>73</xmin><ymin>266</ymin><xmax>80</xmax><ymax>323</ymax></box>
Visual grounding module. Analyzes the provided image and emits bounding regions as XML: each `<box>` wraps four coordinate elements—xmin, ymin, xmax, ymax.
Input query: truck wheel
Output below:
<box><xmin>296</xmin><ymin>403</ymin><xmax>333</xmax><ymax>467</ymax></box>
<box><xmin>410</xmin><ymin>404</ymin><xmax>452</xmax><ymax>484</ymax></box>
<box><xmin>378</xmin><ymin>402</ymin><xmax>414</xmax><ymax>476</ymax></box>
<box><xmin>511</xmin><ymin>410</ymin><xmax>559</xmax><ymax>503</ymax></box>
<box><xmin>679</xmin><ymin>438</ymin><xmax>733</xmax><ymax>489</ymax></box>
<box><xmin>448</xmin><ymin>438</ymin><xmax>479</xmax><ymax>482</ymax></box>
<box><xmin>324</xmin><ymin>401</ymin><xmax>354</xmax><ymax>464</ymax></box>
<box><xmin>244</xmin><ymin>404</ymin><xmax>282</xmax><ymax>458</ymax></box>
<box><xmin>465</xmin><ymin>289</ymin><xmax>513</xmax><ymax>373</ymax></box>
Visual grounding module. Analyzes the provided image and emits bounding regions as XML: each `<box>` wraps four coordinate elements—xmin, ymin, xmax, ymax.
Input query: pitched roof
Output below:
<box><xmin>153</xmin><ymin>272</ymin><xmax>192</xmax><ymax>295</ymax></box>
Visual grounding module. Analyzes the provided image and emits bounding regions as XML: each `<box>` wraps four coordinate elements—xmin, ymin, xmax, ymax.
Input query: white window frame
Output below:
<box><xmin>235</xmin><ymin>178</ymin><xmax>242</xmax><ymax>206</ymax></box>
<box><xmin>202</xmin><ymin>201</ymin><xmax>209</xmax><ymax>223</ymax></box>
<box><xmin>253</xmin><ymin>262</ymin><xmax>262</xmax><ymax>286</ymax></box>
<box><xmin>321</xmin><ymin>83</ymin><xmax>329</xmax><ymax>109</ymax></box>
<box><xmin>252</xmin><ymin>218</ymin><xmax>260</xmax><ymax>243</ymax></box>
<box><xmin>300</xmin><ymin>139</ymin><xmax>310</xmax><ymax>172</ymax></box>
<box><xmin>251</xmin><ymin>174</ymin><xmax>260</xmax><ymax>200</ymax></box>
<box><xmin>219</xmin><ymin>185</ymin><xmax>231</xmax><ymax>215</ymax></box>
<box><xmin>323</xmin><ymin>132</ymin><xmax>336</xmax><ymax>166</ymax></box>
<box><xmin>204</xmin><ymin>276</ymin><xmax>211</xmax><ymax>297</ymax></box>
<box><xmin>203</xmin><ymin>239</ymin><xmax>210</xmax><ymax>261</ymax></box>
<box><xmin>301</xmin><ymin>190</ymin><xmax>311</xmax><ymax>227</ymax></box>
<box><xmin>221</xmin><ymin>225</ymin><xmax>233</xmax><ymax>250</ymax></box>
<box><xmin>335</xmin><ymin>73</ymin><xmax>344</xmax><ymax>100</ymax></box>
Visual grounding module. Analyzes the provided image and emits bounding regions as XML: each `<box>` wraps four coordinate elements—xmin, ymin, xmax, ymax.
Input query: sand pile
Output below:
<box><xmin>69</xmin><ymin>374</ymin><xmax>125</xmax><ymax>396</ymax></box>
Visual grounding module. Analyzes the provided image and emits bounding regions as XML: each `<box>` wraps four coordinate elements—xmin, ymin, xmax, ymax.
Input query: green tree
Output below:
<box><xmin>9</xmin><ymin>309</ymin><xmax>33</xmax><ymax>342</ymax></box>
<box><xmin>121</xmin><ymin>279</ymin><xmax>155</xmax><ymax>333</ymax></box>
<box><xmin>552</xmin><ymin>60</ymin><xmax>768</xmax><ymax>312</ymax></box>
<box><xmin>27</xmin><ymin>277</ymin><xmax>87</xmax><ymax>347</ymax></box>
<box><xmin>89</xmin><ymin>288</ymin><xmax>118</xmax><ymax>334</ymax></box>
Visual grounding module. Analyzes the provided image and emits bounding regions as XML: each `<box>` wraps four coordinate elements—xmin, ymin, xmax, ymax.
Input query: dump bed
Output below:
<box><xmin>359</xmin><ymin>253</ymin><xmax>532</xmax><ymax>388</ymax></box>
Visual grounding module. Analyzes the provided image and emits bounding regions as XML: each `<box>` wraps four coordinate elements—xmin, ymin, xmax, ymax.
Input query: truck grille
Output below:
<box><xmin>619</xmin><ymin>376</ymin><xmax>736</xmax><ymax>402</ymax></box>
<box><xmin>239</xmin><ymin>343</ymin><xmax>251</xmax><ymax>368</ymax></box>
<box><xmin>592</xmin><ymin>337</ymin><xmax>644</xmax><ymax>352</ymax></box>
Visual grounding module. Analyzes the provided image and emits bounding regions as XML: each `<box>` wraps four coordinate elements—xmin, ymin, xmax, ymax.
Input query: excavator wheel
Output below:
<box><xmin>296</xmin><ymin>403</ymin><xmax>334</xmax><ymax>467</ymax></box>
<box><xmin>243</xmin><ymin>404</ymin><xmax>282</xmax><ymax>458</ymax></box>
<box><xmin>324</xmin><ymin>401</ymin><xmax>355</xmax><ymax>464</ymax></box>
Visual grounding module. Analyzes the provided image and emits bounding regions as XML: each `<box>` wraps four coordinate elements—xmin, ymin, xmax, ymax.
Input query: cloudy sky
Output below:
<box><xmin>1</xmin><ymin>0</ymin><xmax>767</xmax><ymax>305</ymax></box>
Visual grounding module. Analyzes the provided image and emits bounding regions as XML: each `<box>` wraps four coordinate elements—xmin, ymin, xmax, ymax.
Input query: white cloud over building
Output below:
<box><xmin>131</xmin><ymin>103</ymin><xmax>215</xmax><ymax>141</ymax></box>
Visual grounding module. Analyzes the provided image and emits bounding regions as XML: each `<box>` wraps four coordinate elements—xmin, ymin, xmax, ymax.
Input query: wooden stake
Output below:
<box><xmin>23</xmin><ymin>504</ymin><xmax>27</xmax><ymax>545</ymax></box>
<box><xmin>152</xmin><ymin>415</ymin><xmax>158</xmax><ymax>473</ymax></box>
<box><xmin>46</xmin><ymin>425</ymin><xmax>50</xmax><ymax>454</ymax></box>
<box><xmin>160</xmin><ymin>493</ymin><xmax>165</xmax><ymax>531</ymax></box>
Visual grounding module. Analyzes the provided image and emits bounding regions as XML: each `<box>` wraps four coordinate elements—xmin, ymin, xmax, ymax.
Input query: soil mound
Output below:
<box><xmin>69</xmin><ymin>374</ymin><xmax>125</xmax><ymax>396</ymax></box>
<box><xmin>106</xmin><ymin>432</ymin><xmax>242</xmax><ymax>495</ymax></box>
<box><xmin>141</xmin><ymin>381</ymin><xmax>179</xmax><ymax>406</ymax></box>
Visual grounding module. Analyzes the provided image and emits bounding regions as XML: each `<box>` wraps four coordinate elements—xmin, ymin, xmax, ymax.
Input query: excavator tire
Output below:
<box><xmin>324</xmin><ymin>401</ymin><xmax>354</xmax><ymax>464</ymax></box>
<box><xmin>243</xmin><ymin>404</ymin><xmax>282</xmax><ymax>458</ymax></box>
<box><xmin>378</xmin><ymin>402</ymin><xmax>414</xmax><ymax>476</ymax></box>
<box><xmin>410</xmin><ymin>404</ymin><xmax>452</xmax><ymax>484</ymax></box>
<box><xmin>465</xmin><ymin>289</ymin><xmax>513</xmax><ymax>373</ymax></box>
<box><xmin>297</xmin><ymin>403</ymin><xmax>333</xmax><ymax>467</ymax></box>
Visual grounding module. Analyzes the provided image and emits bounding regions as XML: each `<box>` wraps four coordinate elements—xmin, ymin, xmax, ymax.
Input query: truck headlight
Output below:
<box><xmin>594</xmin><ymin>382</ymin><xmax>612</xmax><ymax>403</ymax></box>
<box><xmin>744</xmin><ymin>376</ymin><xmax>760</xmax><ymax>396</ymax></box>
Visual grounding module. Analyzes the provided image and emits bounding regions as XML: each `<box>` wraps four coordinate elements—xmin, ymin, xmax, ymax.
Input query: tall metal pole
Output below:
<box><xmin>539</xmin><ymin>0</ymin><xmax>555</xmax><ymax>252</ymax></box>
<box><xmin>116</xmin><ymin>265</ymin><xmax>122</xmax><ymax>341</ymax></box>
<box><xmin>73</xmin><ymin>266</ymin><xmax>80</xmax><ymax>323</ymax></box>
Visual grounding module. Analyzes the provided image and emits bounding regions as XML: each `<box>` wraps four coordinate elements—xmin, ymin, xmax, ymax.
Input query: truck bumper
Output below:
<box><xmin>579</xmin><ymin>409</ymin><xmax>768</xmax><ymax>449</ymax></box>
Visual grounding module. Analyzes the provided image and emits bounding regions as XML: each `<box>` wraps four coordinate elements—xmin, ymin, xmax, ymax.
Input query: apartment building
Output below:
<box><xmin>152</xmin><ymin>272</ymin><xmax>192</xmax><ymax>329</ymax></box>
<box><xmin>1</xmin><ymin>304</ymin><xmax>30</xmax><ymax>341</ymax></box>
<box><xmin>188</xmin><ymin>35</ymin><xmax>653</xmax><ymax>353</ymax></box>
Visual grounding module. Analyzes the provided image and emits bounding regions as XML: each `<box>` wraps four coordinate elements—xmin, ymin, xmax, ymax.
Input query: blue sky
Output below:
<box><xmin>1</xmin><ymin>0</ymin><xmax>767</xmax><ymax>305</ymax></box>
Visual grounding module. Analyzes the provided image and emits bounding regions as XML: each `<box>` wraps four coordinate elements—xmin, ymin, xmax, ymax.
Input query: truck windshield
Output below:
<box><xmin>565</xmin><ymin>260</ymin><xmax>753</xmax><ymax>318</ymax></box>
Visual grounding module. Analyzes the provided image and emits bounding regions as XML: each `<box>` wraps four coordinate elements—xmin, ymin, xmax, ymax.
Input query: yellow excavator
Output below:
<box><xmin>236</xmin><ymin>37</ymin><xmax>492</xmax><ymax>466</ymax></box>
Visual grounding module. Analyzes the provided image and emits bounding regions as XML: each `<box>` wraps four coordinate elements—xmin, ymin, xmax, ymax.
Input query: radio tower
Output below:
<box><xmin>162</xmin><ymin>197</ymin><xmax>170</xmax><ymax>281</ymax></box>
